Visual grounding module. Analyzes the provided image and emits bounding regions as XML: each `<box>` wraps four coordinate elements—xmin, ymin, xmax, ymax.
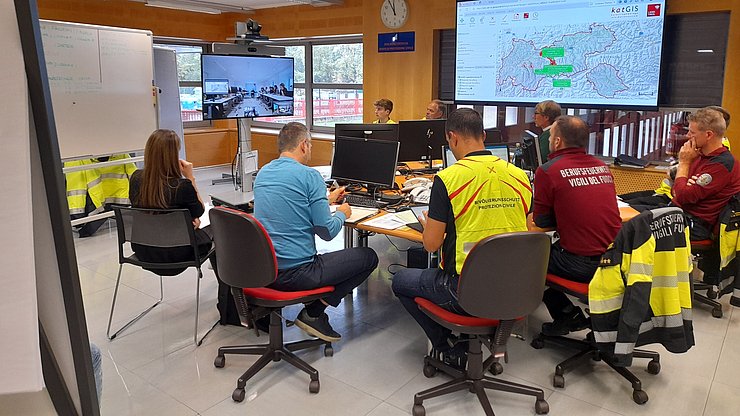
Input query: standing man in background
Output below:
<box><xmin>533</xmin><ymin>100</ymin><xmax>562</xmax><ymax>163</ymax></box>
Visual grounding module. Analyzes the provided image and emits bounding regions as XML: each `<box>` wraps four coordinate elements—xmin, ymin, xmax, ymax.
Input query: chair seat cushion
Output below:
<box><xmin>546</xmin><ymin>274</ymin><xmax>589</xmax><ymax>296</ymax></box>
<box><xmin>691</xmin><ymin>239</ymin><xmax>714</xmax><ymax>249</ymax></box>
<box><xmin>243</xmin><ymin>286</ymin><xmax>334</xmax><ymax>301</ymax></box>
<box><xmin>414</xmin><ymin>297</ymin><xmax>500</xmax><ymax>327</ymax></box>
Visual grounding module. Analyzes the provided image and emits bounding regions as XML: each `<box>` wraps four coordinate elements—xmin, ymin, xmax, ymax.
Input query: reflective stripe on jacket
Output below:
<box><xmin>64</xmin><ymin>159</ymin><xmax>104</xmax><ymax>214</ymax></box>
<box><xmin>589</xmin><ymin>207</ymin><xmax>694</xmax><ymax>366</ymax></box>
<box><xmin>437</xmin><ymin>154</ymin><xmax>532</xmax><ymax>275</ymax></box>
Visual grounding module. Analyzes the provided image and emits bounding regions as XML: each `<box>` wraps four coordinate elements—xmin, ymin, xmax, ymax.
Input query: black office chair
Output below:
<box><xmin>411</xmin><ymin>232</ymin><xmax>551</xmax><ymax>416</ymax></box>
<box><xmin>691</xmin><ymin>239</ymin><xmax>724</xmax><ymax>318</ymax></box>
<box><xmin>530</xmin><ymin>274</ymin><xmax>660</xmax><ymax>404</ymax></box>
<box><xmin>209</xmin><ymin>207</ymin><xmax>334</xmax><ymax>402</ymax></box>
<box><xmin>107</xmin><ymin>206</ymin><xmax>216</xmax><ymax>345</ymax></box>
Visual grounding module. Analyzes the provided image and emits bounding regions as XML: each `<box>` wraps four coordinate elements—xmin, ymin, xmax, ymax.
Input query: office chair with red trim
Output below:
<box><xmin>209</xmin><ymin>207</ymin><xmax>334</xmax><ymax>402</ymax></box>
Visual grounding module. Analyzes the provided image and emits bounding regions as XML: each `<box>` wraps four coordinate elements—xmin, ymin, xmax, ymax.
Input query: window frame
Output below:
<box><xmin>251</xmin><ymin>35</ymin><xmax>363</xmax><ymax>134</ymax></box>
<box><xmin>153</xmin><ymin>38</ymin><xmax>212</xmax><ymax>129</ymax></box>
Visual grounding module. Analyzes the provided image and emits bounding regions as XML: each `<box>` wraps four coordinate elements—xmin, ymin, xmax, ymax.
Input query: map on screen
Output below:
<box><xmin>455</xmin><ymin>0</ymin><xmax>666</xmax><ymax>108</ymax></box>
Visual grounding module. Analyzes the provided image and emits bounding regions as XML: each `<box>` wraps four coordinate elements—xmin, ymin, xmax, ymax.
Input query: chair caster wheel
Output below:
<box><xmin>412</xmin><ymin>404</ymin><xmax>426</xmax><ymax>416</ymax></box>
<box><xmin>214</xmin><ymin>355</ymin><xmax>225</xmax><ymax>368</ymax></box>
<box><xmin>232</xmin><ymin>388</ymin><xmax>245</xmax><ymax>402</ymax></box>
<box><xmin>324</xmin><ymin>345</ymin><xmax>334</xmax><ymax>357</ymax></box>
<box><xmin>489</xmin><ymin>362</ymin><xmax>503</xmax><ymax>376</ymax></box>
<box><xmin>712</xmin><ymin>307</ymin><xmax>723</xmax><ymax>318</ymax></box>
<box><xmin>647</xmin><ymin>360</ymin><xmax>660</xmax><ymax>375</ymax></box>
<box><xmin>553</xmin><ymin>374</ymin><xmax>565</xmax><ymax>388</ymax></box>
<box><xmin>707</xmin><ymin>288</ymin><xmax>718</xmax><ymax>299</ymax></box>
<box><xmin>309</xmin><ymin>379</ymin><xmax>320</xmax><ymax>394</ymax></box>
<box><xmin>633</xmin><ymin>389</ymin><xmax>649</xmax><ymax>404</ymax></box>
<box><xmin>535</xmin><ymin>399</ymin><xmax>550</xmax><ymax>414</ymax></box>
<box><xmin>423</xmin><ymin>364</ymin><xmax>437</xmax><ymax>378</ymax></box>
<box><xmin>530</xmin><ymin>337</ymin><xmax>545</xmax><ymax>349</ymax></box>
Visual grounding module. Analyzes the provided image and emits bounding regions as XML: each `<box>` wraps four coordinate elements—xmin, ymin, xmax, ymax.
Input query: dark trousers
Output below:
<box><xmin>687</xmin><ymin>214</ymin><xmax>721</xmax><ymax>281</ymax></box>
<box><xmin>392</xmin><ymin>267</ymin><xmax>463</xmax><ymax>351</ymax></box>
<box><xmin>269</xmin><ymin>247</ymin><xmax>378</xmax><ymax>307</ymax></box>
<box><xmin>543</xmin><ymin>243</ymin><xmax>600</xmax><ymax>321</ymax></box>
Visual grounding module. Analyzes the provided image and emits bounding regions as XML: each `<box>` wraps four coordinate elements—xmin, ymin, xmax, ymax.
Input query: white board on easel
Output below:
<box><xmin>40</xmin><ymin>20</ymin><xmax>157</xmax><ymax>159</ymax></box>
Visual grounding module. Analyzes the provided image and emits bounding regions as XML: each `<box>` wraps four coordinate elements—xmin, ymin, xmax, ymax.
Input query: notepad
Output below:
<box><xmin>331</xmin><ymin>205</ymin><xmax>379</xmax><ymax>223</ymax></box>
<box><xmin>361</xmin><ymin>214</ymin><xmax>407</xmax><ymax>230</ymax></box>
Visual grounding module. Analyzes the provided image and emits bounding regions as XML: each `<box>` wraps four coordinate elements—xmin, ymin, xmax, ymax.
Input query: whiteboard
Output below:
<box><xmin>40</xmin><ymin>20</ymin><xmax>157</xmax><ymax>159</ymax></box>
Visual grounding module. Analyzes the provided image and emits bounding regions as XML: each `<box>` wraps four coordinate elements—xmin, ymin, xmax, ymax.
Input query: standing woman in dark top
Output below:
<box><xmin>128</xmin><ymin>129</ymin><xmax>214</xmax><ymax>268</ymax></box>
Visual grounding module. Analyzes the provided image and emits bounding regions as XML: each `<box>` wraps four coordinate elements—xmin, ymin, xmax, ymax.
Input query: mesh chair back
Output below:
<box><xmin>457</xmin><ymin>232</ymin><xmax>550</xmax><ymax>320</ymax></box>
<box><xmin>209</xmin><ymin>207</ymin><xmax>277</xmax><ymax>289</ymax></box>
<box><xmin>114</xmin><ymin>207</ymin><xmax>194</xmax><ymax>247</ymax></box>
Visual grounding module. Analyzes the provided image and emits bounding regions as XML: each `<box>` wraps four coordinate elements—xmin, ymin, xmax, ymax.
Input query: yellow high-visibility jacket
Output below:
<box><xmin>589</xmin><ymin>207</ymin><xmax>694</xmax><ymax>366</ymax></box>
<box><xmin>715</xmin><ymin>194</ymin><xmax>740</xmax><ymax>307</ymax></box>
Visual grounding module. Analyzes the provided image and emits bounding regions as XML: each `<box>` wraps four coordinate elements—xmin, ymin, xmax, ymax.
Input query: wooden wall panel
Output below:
<box><xmin>251</xmin><ymin>133</ymin><xmax>333</xmax><ymax>168</ymax></box>
<box><xmin>183</xmin><ymin>128</ymin><xmax>234</xmax><ymax>168</ymax></box>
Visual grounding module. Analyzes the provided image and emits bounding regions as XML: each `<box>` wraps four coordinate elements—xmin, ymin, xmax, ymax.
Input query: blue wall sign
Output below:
<box><xmin>378</xmin><ymin>32</ymin><xmax>415</xmax><ymax>53</ymax></box>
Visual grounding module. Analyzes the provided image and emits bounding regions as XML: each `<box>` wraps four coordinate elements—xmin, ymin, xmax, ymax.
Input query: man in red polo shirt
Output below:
<box><xmin>528</xmin><ymin>115</ymin><xmax>622</xmax><ymax>336</ymax></box>
<box><xmin>674</xmin><ymin>107</ymin><xmax>740</xmax><ymax>240</ymax></box>
<box><xmin>673</xmin><ymin>107</ymin><xmax>740</xmax><ymax>279</ymax></box>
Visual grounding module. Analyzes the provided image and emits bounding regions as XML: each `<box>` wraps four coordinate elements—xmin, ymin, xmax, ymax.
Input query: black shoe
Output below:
<box><xmin>542</xmin><ymin>308</ymin><xmax>590</xmax><ymax>337</ymax></box>
<box><xmin>295</xmin><ymin>309</ymin><xmax>341</xmax><ymax>342</ymax></box>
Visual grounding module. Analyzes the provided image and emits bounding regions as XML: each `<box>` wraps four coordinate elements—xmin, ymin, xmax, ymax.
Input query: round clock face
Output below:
<box><xmin>381</xmin><ymin>0</ymin><xmax>408</xmax><ymax>29</ymax></box>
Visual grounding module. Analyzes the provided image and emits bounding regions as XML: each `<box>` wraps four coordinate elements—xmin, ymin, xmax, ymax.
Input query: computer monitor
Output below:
<box><xmin>396</xmin><ymin>119</ymin><xmax>448</xmax><ymax>162</ymax></box>
<box><xmin>204</xmin><ymin>78</ymin><xmax>229</xmax><ymax>95</ymax></box>
<box><xmin>334</xmin><ymin>123</ymin><xmax>399</xmax><ymax>142</ymax></box>
<box><xmin>521</xmin><ymin>130</ymin><xmax>542</xmax><ymax>171</ymax></box>
<box><xmin>331</xmin><ymin>136</ymin><xmax>400</xmax><ymax>188</ymax></box>
<box><xmin>443</xmin><ymin>144</ymin><xmax>511</xmax><ymax>168</ymax></box>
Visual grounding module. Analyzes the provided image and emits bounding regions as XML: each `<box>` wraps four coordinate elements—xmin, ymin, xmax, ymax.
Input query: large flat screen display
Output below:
<box><xmin>455</xmin><ymin>0</ymin><xmax>666</xmax><ymax>109</ymax></box>
<box><xmin>201</xmin><ymin>54</ymin><xmax>294</xmax><ymax>120</ymax></box>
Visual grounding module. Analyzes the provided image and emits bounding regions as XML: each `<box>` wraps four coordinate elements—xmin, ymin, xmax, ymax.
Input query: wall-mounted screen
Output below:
<box><xmin>455</xmin><ymin>0</ymin><xmax>666</xmax><ymax>109</ymax></box>
<box><xmin>201</xmin><ymin>54</ymin><xmax>294</xmax><ymax>120</ymax></box>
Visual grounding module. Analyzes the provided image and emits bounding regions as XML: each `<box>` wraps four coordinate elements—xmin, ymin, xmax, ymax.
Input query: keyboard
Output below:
<box><xmin>343</xmin><ymin>194</ymin><xmax>389</xmax><ymax>209</ymax></box>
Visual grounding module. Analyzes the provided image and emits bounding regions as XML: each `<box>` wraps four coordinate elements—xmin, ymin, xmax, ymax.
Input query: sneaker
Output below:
<box><xmin>541</xmin><ymin>307</ymin><xmax>590</xmax><ymax>337</ymax></box>
<box><xmin>295</xmin><ymin>309</ymin><xmax>341</xmax><ymax>342</ymax></box>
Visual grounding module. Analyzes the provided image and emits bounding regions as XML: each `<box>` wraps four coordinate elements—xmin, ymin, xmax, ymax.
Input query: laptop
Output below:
<box><xmin>442</xmin><ymin>144</ymin><xmax>510</xmax><ymax>168</ymax></box>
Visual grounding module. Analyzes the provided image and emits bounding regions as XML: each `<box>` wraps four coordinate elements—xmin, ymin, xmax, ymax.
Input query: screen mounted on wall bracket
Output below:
<box><xmin>454</xmin><ymin>0</ymin><xmax>667</xmax><ymax>110</ymax></box>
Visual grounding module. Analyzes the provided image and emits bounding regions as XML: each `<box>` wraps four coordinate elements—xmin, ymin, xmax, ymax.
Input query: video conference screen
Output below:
<box><xmin>201</xmin><ymin>54</ymin><xmax>294</xmax><ymax>120</ymax></box>
<box><xmin>455</xmin><ymin>0</ymin><xmax>666</xmax><ymax>109</ymax></box>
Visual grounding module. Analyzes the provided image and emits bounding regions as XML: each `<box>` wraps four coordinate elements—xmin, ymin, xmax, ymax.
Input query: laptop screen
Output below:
<box><xmin>443</xmin><ymin>144</ymin><xmax>510</xmax><ymax>168</ymax></box>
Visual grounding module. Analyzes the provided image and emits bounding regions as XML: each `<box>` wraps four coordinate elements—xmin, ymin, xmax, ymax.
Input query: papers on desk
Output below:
<box><xmin>617</xmin><ymin>199</ymin><xmax>630</xmax><ymax>208</ymax></box>
<box><xmin>361</xmin><ymin>214</ymin><xmax>407</xmax><ymax>230</ymax></box>
<box><xmin>331</xmin><ymin>205</ymin><xmax>379</xmax><ymax>223</ymax></box>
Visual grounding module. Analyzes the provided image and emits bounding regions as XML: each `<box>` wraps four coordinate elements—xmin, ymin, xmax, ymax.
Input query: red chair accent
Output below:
<box><xmin>411</xmin><ymin>232</ymin><xmax>551</xmax><ymax>416</ymax></box>
<box><xmin>209</xmin><ymin>207</ymin><xmax>335</xmax><ymax>402</ymax></box>
<box><xmin>532</xmin><ymin>273</ymin><xmax>660</xmax><ymax>404</ymax></box>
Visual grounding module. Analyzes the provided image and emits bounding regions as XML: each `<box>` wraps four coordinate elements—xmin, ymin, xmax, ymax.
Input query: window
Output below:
<box><xmin>154</xmin><ymin>42</ymin><xmax>209</xmax><ymax>127</ymax></box>
<box><xmin>253</xmin><ymin>36</ymin><xmax>363</xmax><ymax>132</ymax></box>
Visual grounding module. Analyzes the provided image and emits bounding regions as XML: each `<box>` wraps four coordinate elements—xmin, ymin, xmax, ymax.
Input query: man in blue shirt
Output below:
<box><xmin>254</xmin><ymin>122</ymin><xmax>379</xmax><ymax>342</ymax></box>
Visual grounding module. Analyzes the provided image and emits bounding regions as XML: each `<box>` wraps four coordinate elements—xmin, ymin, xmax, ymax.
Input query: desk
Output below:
<box><xmin>344</xmin><ymin>205</ymin><xmax>640</xmax><ymax>248</ymax></box>
<box><xmin>260</xmin><ymin>93</ymin><xmax>293</xmax><ymax>113</ymax></box>
<box><xmin>203</xmin><ymin>96</ymin><xmax>237</xmax><ymax>119</ymax></box>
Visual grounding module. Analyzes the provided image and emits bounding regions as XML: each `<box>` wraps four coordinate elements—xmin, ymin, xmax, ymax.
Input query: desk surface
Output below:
<box><xmin>351</xmin><ymin>205</ymin><xmax>640</xmax><ymax>245</ymax></box>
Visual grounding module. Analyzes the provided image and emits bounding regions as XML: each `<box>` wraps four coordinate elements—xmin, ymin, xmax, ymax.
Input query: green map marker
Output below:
<box><xmin>534</xmin><ymin>65</ymin><xmax>574</xmax><ymax>75</ymax></box>
<box><xmin>553</xmin><ymin>79</ymin><xmax>572</xmax><ymax>87</ymax></box>
<box><xmin>541</xmin><ymin>47</ymin><xmax>565</xmax><ymax>58</ymax></box>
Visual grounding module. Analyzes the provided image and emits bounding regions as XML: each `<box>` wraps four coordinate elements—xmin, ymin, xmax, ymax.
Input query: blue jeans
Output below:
<box><xmin>90</xmin><ymin>343</ymin><xmax>102</xmax><ymax>403</ymax></box>
<box><xmin>392</xmin><ymin>267</ymin><xmax>462</xmax><ymax>350</ymax></box>
<box><xmin>270</xmin><ymin>247</ymin><xmax>378</xmax><ymax>307</ymax></box>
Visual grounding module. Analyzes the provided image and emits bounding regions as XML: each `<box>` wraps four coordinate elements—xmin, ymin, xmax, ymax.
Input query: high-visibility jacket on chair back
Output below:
<box><xmin>437</xmin><ymin>154</ymin><xmax>532</xmax><ymax>275</ymax></box>
<box><xmin>715</xmin><ymin>194</ymin><xmax>740</xmax><ymax>306</ymax></box>
<box><xmin>589</xmin><ymin>207</ymin><xmax>694</xmax><ymax>366</ymax></box>
<box><xmin>97</xmin><ymin>154</ymin><xmax>138</xmax><ymax>206</ymax></box>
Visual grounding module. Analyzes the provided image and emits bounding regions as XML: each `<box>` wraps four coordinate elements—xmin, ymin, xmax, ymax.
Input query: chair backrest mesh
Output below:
<box><xmin>209</xmin><ymin>207</ymin><xmax>277</xmax><ymax>289</ymax></box>
<box><xmin>115</xmin><ymin>207</ymin><xmax>194</xmax><ymax>248</ymax></box>
<box><xmin>457</xmin><ymin>232</ymin><xmax>551</xmax><ymax>320</ymax></box>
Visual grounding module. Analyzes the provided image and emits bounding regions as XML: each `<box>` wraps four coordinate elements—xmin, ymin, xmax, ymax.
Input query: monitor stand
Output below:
<box><xmin>210</xmin><ymin>118</ymin><xmax>257</xmax><ymax>209</ymax></box>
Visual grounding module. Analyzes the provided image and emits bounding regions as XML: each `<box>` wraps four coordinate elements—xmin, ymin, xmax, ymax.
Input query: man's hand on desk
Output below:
<box><xmin>337</xmin><ymin>202</ymin><xmax>352</xmax><ymax>218</ymax></box>
<box><xmin>418</xmin><ymin>210</ymin><xmax>428</xmax><ymax>228</ymax></box>
<box><xmin>328</xmin><ymin>186</ymin><xmax>346</xmax><ymax>204</ymax></box>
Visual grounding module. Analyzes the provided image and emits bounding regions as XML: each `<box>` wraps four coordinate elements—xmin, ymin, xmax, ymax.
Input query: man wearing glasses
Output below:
<box><xmin>533</xmin><ymin>100</ymin><xmax>561</xmax><ymax>162</ymax></box>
